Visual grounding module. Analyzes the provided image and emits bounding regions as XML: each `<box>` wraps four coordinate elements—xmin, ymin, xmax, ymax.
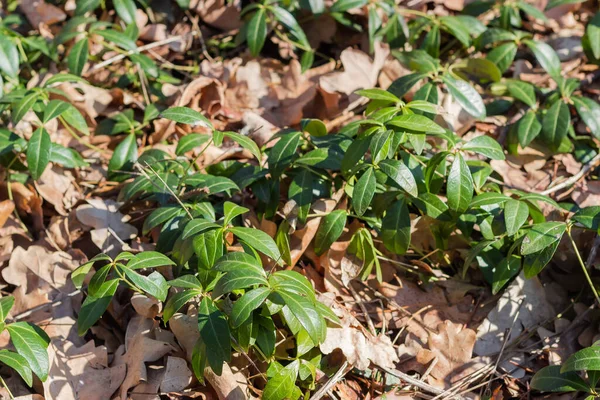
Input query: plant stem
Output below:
<box><xmin>0</xmin><ymin>375</ymin><xmax>14</xmax><ymax>399</ymax></box>
<box><xmin>567</xmin><ymin>226</ymin><xmax>600</xmax><ymax>305</ymax></box>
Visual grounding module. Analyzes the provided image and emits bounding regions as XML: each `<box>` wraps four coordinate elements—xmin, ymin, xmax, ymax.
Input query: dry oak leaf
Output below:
<box><xmin>318</xmin><ymin>293</ymin><xmax>399</xmax><ymax>370</ymax></box>
<box><xmin>0</xmin><ymin>200</ymin><xmax>15</xmax><ymax>228</ymax></box>
<box><xmin>44</xmin><ymin>339</ymin><xmax>126</xmax><ymax>400</ymax></box>
<box><xmin>319</xmin><ymin>42</ymin><xmax>390</xmax><ymax>96</ymax></box>
<box><xmin>75</xmin><ymin>199</ymin><xmax>137</xmax><ymax>256</ymax></box>
<box><xmin>3</xmin><ymin>245</ymin><xmax>83</xmax><ymax>294</ymax></box>
<box><xmin>113</xmin><ymin>334</ymin><xmax>175</xmax><ymax>399</ymax></box>
<box><xmin>19</xmin><ymin>0</ymin><xmax>66</xmax><ymax>28</ymax></box>
<box><xmin>415</xmin><ymin>321</ymin><xmax>477</xmax><ymax>385</ymax></box>
<box><xmin>160</xmin><ymin>356</ymin><xmax>193</xmax><ymax>393</ymax></box>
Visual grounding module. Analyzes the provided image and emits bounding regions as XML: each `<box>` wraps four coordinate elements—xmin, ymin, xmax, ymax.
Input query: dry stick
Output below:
<box><xmin>309</xmin><ymin>361</ymin><xmax>350</xmax><ymax>400</ymax></box>
<box><xmin>380</xmin><ymin>367</ymin><xmax>464</xmax><ymax>399</ymax></box>
<box><xmin>539</xmin><ymin>152</ymin><xmax>600</xmax><ymax>196</ymax></box>
<box><xmin>88</xmin><ymin>31</ymin><xmax>199</xmax><ymax>73</ymax></box>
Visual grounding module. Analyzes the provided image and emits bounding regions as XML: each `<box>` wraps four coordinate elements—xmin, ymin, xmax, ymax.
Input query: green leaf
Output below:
<box><xmin>523</xmin><ymin>39</ymin><xmax>562</xmax><ymax>79</ymax></box>
<box><xmin>505</xmin><ymin>79</ymin><xmax>536</xmax><ymax>107</ymax></box>
<box><xmin>77</xmin><ymin>279</ymin><xmax>119</xmax><ymax>336</ymax></box>
<box><xmin>224</xmin><ymin>131</ymin><xmax>262</xmax><ymax>161</ymax></box>
<box><xmin>51</xmin><ymin>143</ymin><xmax>88</xmax><ymax>169</ymax></box>
<box><xmin>43</xmin><ymin>100</ymin><xmax>71</xmax><ymax>123</ymax></box>
<box><xmin>586</xmin><ymin>12</ymin><xmax>600</xmax><ymax>59</ymax></box>
<box><xmin>223</xmin><ymin>202</ymin><xmax>249</xmax><ymax>226</ymax></box>
<box><xmin>523</xmin><ymin>238</ymin><xmax>559</xmax><ymax>278</ymax></box>
<box><xmin>197</xmin><ymin>297</ymin><xmax>231</xmax><ymax>375</ymax></box>
<box><xmin>114</xmin><ymin>0</ymin><xmax>137</xmax><ymax>24</ymax></box>
<box><xmin>301</xmin><ymin>119</ymin><xmax>327</xmax><ymax>137</ymax></box>
<box><xmin>168</xmin><ymin>275</ymin><xmax>203</xmax><ymax>289</ymax></box>
<box><xmin>531</xmin><ymin>365</ymin><xmax>590</xmax><ymax>392</ymax></box>
<box><xmin>26</xmin><ymin>127</ymin><xmax>52</xmax><ymax>180</ymax></box>
<box><xmin>7</xmin><ymin>322</ymin><xmax>50</xmax><ymax>381</ymax></box>
<box><xmin>516</xmin><ymin>1</ymin><xmax>549</xmax><ymax>22</ymax></box>
<box><xmin>381</xmin><ymin>199</ymin><xmax>411</xmax><ymax>255</ymax></box>
<box><xmin>213</xmin><ymin>267</ymin><xmax>268</xmax><ymax>297</ymax></box>
<box><xmin>541</xmin><ymin>100</ymin><xmax>570</xmax><ymax>151</ymax></box>
<box><xmin>129</xmin><ymin>53</ymin><xmax>158</xmax><ymax>77</ymax></box>
<box><xmin>545</xmin><ymin>0</ymin><xmax>585</xmax><ymax>11</ymax></box>
<box><xmin>356</xmin><ymin>88</ymin><xmax>400</xmax><ymax>103</ymax></box>
<box><xmin>214</xmin><ymin>252</ymin><xmax>264</xmax><ymax>274</ymax></box>
<box><xmin>487</xmin><ymin>42</ymin><xmax>518</xmax><ymax>73</ymax></box>
<box><xmin>67</xmin><ymin>39</ymin><xmax>89</xmax><ymax>76</ymax></box>
<box><xmin>405</xmin><ymin>100</ymin><xmax>441</xmax><ymax>114</ymax></box>
<box><xmin>143</xmin><ymin>206</ymin><xmax>186</xmax><ymax>235</ymax></box>
<box><xmin>573</xmin><ymin>206</ymin><xmax>600</xmax><ymax>230</ymax></box>
<box><xmin>108</xmin><ymin>133</ymin><xmax>138</xmax><ymax>180</ymax></box>
<box><xmin>289</xmin><ymin>169</ymin><xmax>313</xmax><ymax>223</ymax></box>
<box><xmin>94</xmin><ymin>29</ymin><xmax>137</xmax><ymax>51</ymax></box>
<box><xmin>181</xmin><ymin>219</ymin><xmax>220</xmax><ymax>240</ymax></box>
<box><xmin>0</xmin><ymin>37</ymin><xmax>19</xmax><ymax>78</ymax></box>
<box><xmin>263</xmin><ymin>362</ymin><xmax>298</xmax><ymax>400</ymax></box>
<box><xmin>269</xmin><ymin>270</ymin><xmax>316</xmax><ymax>302</ymax></box>
<box><xmin>492</xmin><ymin>255</ymin><xmax>521</xmax><ymax>294</ymax></box>
<box><xmin>268</xmin><ymin>131</ymin><xmax>301</xmax><ymax>179</ymax></box>
<box><xmin>413</xmin><ymin>192</ymin><xmax>450</xmax><ymax>219</ymax></box>
<box><xmin>504</xmin><ymin>199</ymin><xmax>530</xmax><ymax>236</ymax></box>
<box><xmin>163</xmin><ymin>289</ymin><xmax>202</xmax><ymax>322</ymax></box>
<box><xmin>247</xmin><ymin>8</ymin><xmax>267</xmax><ymax>57</ymax></box>
<box><xmin>191</xmin><ymin>340</ymin><xmax>207</xmax><ymax>384</ymax></box>
<box><xmin>0</xmin><ymin>350</ymin><xmax>33</xmax><ymax>386</ymax></box>
<box><xmin>271</xmin><ymin>6</ymin><xmax>310</xmax><ymax>47</ymax></box>
<box><xmin>462</xmin><ymin>135</ymin><xmax>505</xmax><ymax>160</ymax></box>
<box><xmin>0</xmin><ymin>296</ymin><xmax>13</xmax><ymax>324</ymax></box>
<box><xmin>387</xmin><ymin>114</ymin><xmax>445</xmax><ymax>135</ymax></box>
<box><xmin>62</xmin><ymin>104</ymin><xmax>90</xmax><ymax>135</ymax></box>
<box><xmin>75</xmin><ymin>0</ymin><xmax>100</xmax><ymax>14</ymax></box>
<box><xmin>442</xmin><ymin>75</ymin><xmax>486</xmax><ymax>120</ymax></box>
<box><xmin>440</xmin><ymin>16</ymin><xmax>471</xmax><ymax>47</ymax></box>
<box><xmin>447</xmin><ymin>154</ymin><xmax>474</xmax><ymax>213</ymax></box>
<box><xmin>126</xmin><ymin>251</ymin><xmax>175</xmax><ymax>270</ymax></box>
<box><xmin>230</xmin><ymin>227</ymin><xmax>282</xmax><ymax>263</ymax></box>
<box><xmin>562</xmin><ymin>346</ymin><xmax>600</xmax><ymax>372</ymax></box>
<box><xmin>161</xmin><ymin>107</ymin><xmax>212</xmax><ymax>128</ymax></box>
<box><xmin>521</xmin><ymin>222</ymin><xmax>566</xmax><ymax>255</ymax></box>
<box><xmin>277</xmin><ymin>290</ymin><xmax>324</xmax><ymax>344</ymax></box>
<box><xmin>231</xmin><ymin>287</ymin><xmax>271</xmax><ymax>328</ymax></box>
<box><xmin>176</xmin><ymin>134</ymin><xmax>210</xmax><ymax>156</ymax></box>
<box><xmin>572</xmin><ymin>96</ymin><xmax>600</xmax><ymax>140</ymax></box>
<box><xmin>124</xmin><ymin>270</ymin><xmax>168</xmax><ymax>301</ymax></box>
<box><xmin>387</xmin><ymin>73</ymin><xmax>428</xmax><ymax>98</ymax></box>
<box><xmin>13</xmin><ymin>92</ymin><xmax>40</xmax><ymax>124</ymax></box>
<box><xmin>314</xmin><ymin>210</ymin><xmax>346</xmax><ymax>255</ymax></box>
<box><xmin>193</xmin><ymin>229</ymin><xmax>224</xmax><ymax>270</ymax></box>
<box><xmin>329</xmin><ymin>0</ymin><xmax>368</xmax><ymax>12</ymax></box>
<box><xmin>352</xmin><ymin>167</ymin><xmax>376</xmax><ymax>216</ymax></box>
<box><xmin>518</xmin><ymin>110</ymin><xmax>542</xmax><ymax>148</ymax></box>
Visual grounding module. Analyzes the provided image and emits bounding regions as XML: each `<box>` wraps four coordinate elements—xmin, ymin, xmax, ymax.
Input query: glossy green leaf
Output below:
<box><xmin>67</xmin><ymin>39</ymin><xmax>89</xmax><ymax>76</ymax></box>
<box><xmin>352</xmin><ymin>167</ymin><xmax>376</xmax><ymax>216</ymax></box>
<box><xmin>356</xmin><ymin>88</ymin><xmax>400</xmax><ymax>103</ymax></box>
<box><xmin>270</xmin><ymin>270</ymin><xmax>316</xmax><ymax>302</ymax></box>
<box><xmin>381</xmin><ymin>199</ymin><xmax>410</xmax><ymax>255</ymax></box>
<box><xmin>124</xmin><ymin>270</ymin><xmax>168</xmax><ymax>301</ymax></box>
<box><xmin>224</xmin><ymin>131</ymin><xmax>262</xmax><ymax>161</ymax></box>
<box><xmin>197</xmin><ymin>297</ymin><xmax>231</xmax><ymax>375</ymax></box>
<box><xmin>387</xmin><ymin>114</ymin><xmax>445</xmax><ymax>135</ymax></box>
<box><xmin>161</xmin><ymin>107</ymin><xmax>212</xmax><ymax>128</ymax></box>
<box><xmin>114</xmin><ymin>0</ymin><xmax>137</xmax><ymax>24</ymax></box>
<box><xmin>314</xmin><ymin>210</ymin><xmax>346</xmax><ymax>255</ymax></box>
<box><xmin>562</xmin><ymin>346</ymin><xmax>600</xmax><ymax>372</ymax></box>
<box><xmin>541</xmin><ymin>100</ymin><xmax>570</xmax><ymax>151</ymax></box>
<box><xmin>230</xmin><ymin>227</ymin><xmax>282</xmax><ymax>263</ymax></box>
<box><xmin>77</xmin><ymin>279</ymin><xmax>119</xmax><ymax>336</ymax></box>
<box><xmin>231</xmin><ymin>287</ymin><xmax>271</xmax><ymax>328</ymax></box>
<box><xmin>0</xmin><ymin>37</ymin><xmax>19</xmax><ymax>78</ymax></box>
<box><xmin>572</xmin><ymin>96</ymin><xmax>600</xmax><ymax>140</ymax></box>
<box><xmin>521</xmin><ymin>222</ymin><xmax>566</xmax><ymax>255</ymax></box>
<box><xmin>462</xmin><ymin>135</ymin><xmax>505</xmax><ymax>160</ymax></box>
<box><xmin>504</xmin><ymin>199</ymin><xmax>530</xmax><ymax>236</ymax></box>
<box><xmin>126</xmin><ymin>251</ymin><xmax>175</xmax><ymax>270</ymax></box>
<box><xmin>26</xmin><ymin>127</ymin><xmax>51</xmax><ymax>180</ymax></box>
<box><xmin>447</xmin><ymin>154</ymin><xmax>474</xmax><ymax>213</ymax></box>
<box><xmin>531</xmin><ymin>365</ymin><xmax>590</xmax><ymax>392</ymax></box>
<box><xmin>13</xmin><ymin>92</ymin><xmax>40</xmax><ymax>124</ymax></box>
<box><xmin>163</xmin><ymin>289</ymin><xmax>202</xmax><ymax>322</ymax></box>
<box><xmin>263</xmin><ymin>361</ymin><xmax>298</xmax><ymax>400</ymax></box>
<box><xmin>572</xmin><ymin>206</ymin><xmax>600</xmax><ymax>230</ymax></box>
<box><xmin>518</xmin><ymin>110</ymin><xmax>542</xmax><ymax>148</ymax></box>
<box><xmin>0</xmin><ymin>350</ymin><xmax>33</xmax><ymax>386</ymax></box>
<box><xmin>523</xmin><ymin>238</ymin><xmax>559</xmax><ymax>278</ymax></box>
<box><xmin>268</xmin><ymin>131</ymin><xmax>301</xmax><ymax>178</ymax></box>
<box><xmin>524</xmin><ymin>39</ymin><xmax>562</xmax><ymax>79</ymax></box>
<box><xmin>505</xmin><ymin>79</ymin><xmax>536</xmax><ymax>107</ymax></box>
<box><xmin>95</xmin><ymin>29</ymin><xmax>137</xmax><ymax>51</ymax></box>
<box><xmin>443</xmin><ymin>75</ymin><xmax>486</xmax><ymax>120</ymax></box>
<box><xmin>492</xmin><ymin>254</ymin><xmax>521</xmax><ymax>294</ymax></box>
<box><xmin>7</xmin><ymin>322</ymin><xmax>50</xmax><ymax>381</ymax></box>
<box><xmin>277</xmin><ymin>290</ymin><xmax>324</xmax><ymax>344</ymax></box>
<box><xmin>193</xmin><ymin>229</ymin><xmax>224</xmax><ymax>270</ymax></box>
<box><xmin>108</xmin><ymin>132</ymin><xmax>138</xmax><ymax>180</ymax></box>
<box><xmin>247</xmin><ymin>8</ymin><xmax>267</xmax><ymax>57</ymax></box>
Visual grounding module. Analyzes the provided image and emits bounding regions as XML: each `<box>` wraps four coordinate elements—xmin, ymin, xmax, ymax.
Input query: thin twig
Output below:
<box><xmin>540</xmin><ymin>152</ymin><xmax>600</xmax><ymax>196</ymax></box>
<box><xmin>88</xmin><ymin>31</ymin><xmax>200</xmax><ymax>73</ymax></box>
<box><xmin>380</xmin><ymin>367</ymin><xmax>464</xmax><ymax>399</ymax></box>
<box><xmin>309</xmin><ymin>361</ymin><xmax>350</xmax><ymax>400</ymax></box>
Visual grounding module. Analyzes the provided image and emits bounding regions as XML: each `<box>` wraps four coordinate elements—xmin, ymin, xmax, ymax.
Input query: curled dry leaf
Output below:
<box><xmin>0</xmin><ymin>200</ymin><xmax>15</xmax><ymax>228</ymax></box>
<box><xmin>131</xmin><ymin>293</ymin><xmax>163</xmax><ymax>319</ymax></box>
